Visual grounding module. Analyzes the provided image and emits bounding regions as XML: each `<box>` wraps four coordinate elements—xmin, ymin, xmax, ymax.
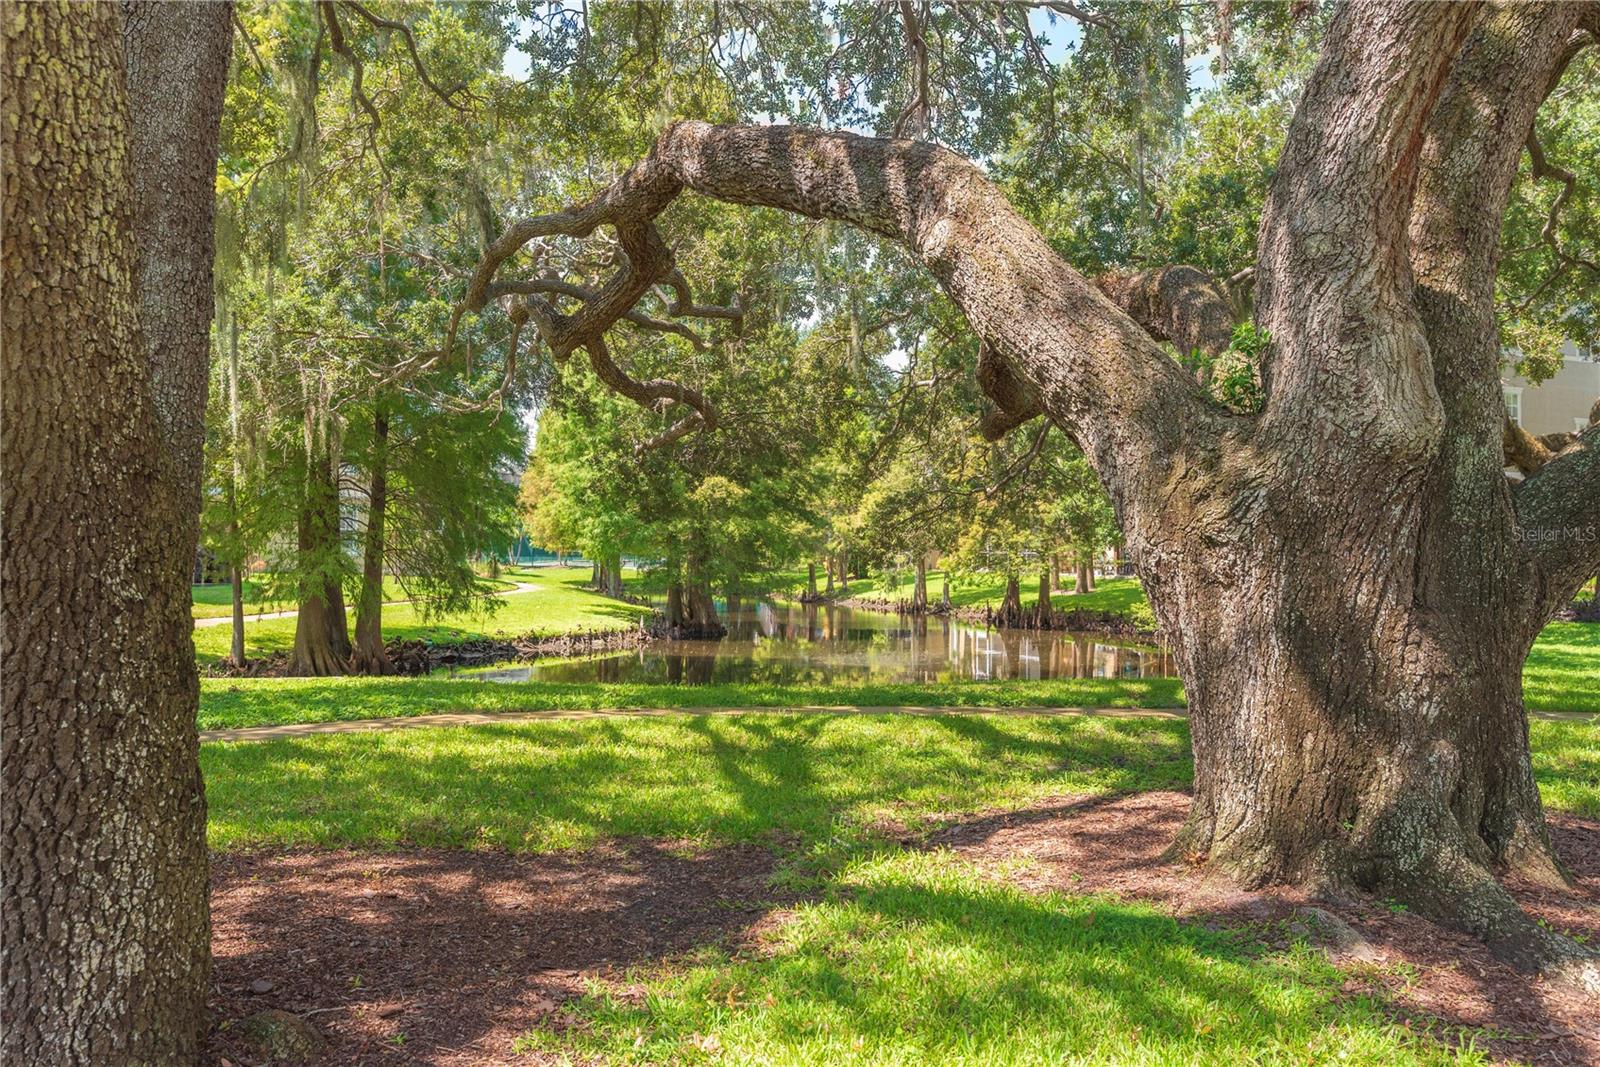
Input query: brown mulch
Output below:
<box><xmin>931</xmin><ymin>790</ymin><xmax>1600</xmax><ymax>1067</ymax></box>
<box><xmin>207</xmin><ymin>797</ymin><xmax>1600</xmax><ymax>1066</ymax></box>
<box><xmin>206</xmin><ymin>841</ymin><xmax>777</xmax><ymax>1065</ymax></box>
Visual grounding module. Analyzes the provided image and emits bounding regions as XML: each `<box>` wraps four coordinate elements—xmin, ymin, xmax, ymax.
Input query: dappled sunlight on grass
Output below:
<box><xmin>1526</xmin><ymin>624</ymin><xmax>1600</xmax><ymax>714</ymax></box>
<box><xmin>197</xmin><ymin>676</ymin><xmax>1187</xmax><ymax>730</ymax></box>
<box><xmin>1531</xmin><ymin>716</ymin><xmax>1600</xmax><ymax>818</ymax></box>
<box><xmin>203</xmin><ymin>712</ymin><xmax>1590</xmax><ymax>850</ymax></box>
<box><xmin>519</xmin><ymin>850</ymin><xmax>1485</xmax><ymax>1066</ymax></box>
<box><xmin>202</xmin><ymin>713</ymin><xmax>1192</xmax><ymax>853</ymax></box>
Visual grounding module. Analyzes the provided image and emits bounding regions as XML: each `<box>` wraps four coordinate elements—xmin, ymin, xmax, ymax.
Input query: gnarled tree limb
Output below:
<box><xmin>452</xmin><ymin>120</ymin><xmax>1222</xmax><ymax>507</ymax></box>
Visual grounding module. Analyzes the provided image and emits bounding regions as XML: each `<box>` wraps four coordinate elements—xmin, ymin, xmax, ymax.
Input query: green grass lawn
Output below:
<box><xmin>192</xmin><ymin>567</ymin><xmax>648</xmax><ymax>663</ymax></box>
<box><xmin>1524</xmin><ymin>622</ymin><xmax>1600</xmax><ymax>716</ymax></box>
<box><xmin>191</xmin><ymin>573</ymin><xmax>516</xmax><ymax>619</ymax></box>
<box><xmin>197</xmin><ymin>677</ymin><xmax>1186</xmax><ymax>731</ymax></box>
<box><xmin>200</xmin><ymin>710</ymin><xmax>1592</xmax><ymax>1065</ymax></box>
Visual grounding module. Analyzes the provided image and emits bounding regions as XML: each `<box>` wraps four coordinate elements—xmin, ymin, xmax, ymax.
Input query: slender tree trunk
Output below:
<box><xmin>941</xmin><ymin>573</ymin><xmax>951</xmax><ymax>611</ymax></box>
<box><xmin>1082</xmin><ymin>554</ymin><xmax>1096</xmax><ymax>593</ymax></box>
<box><xmin>1073</xmin><ymin>556</ymin><xmax>1092</xmax><ymax>595</ymax></box>
<box><xmin>839</xmin><ymin>545</ymin><xmax>850</xmax><ymax>593</ymax></box>
<box><xmin>289</xmin><ymin>445</ymin><xmax>350</xmax><ymax>676</ymax></box>
<box><xmin>825</xmin><ymin>558</ymin><xmax>835</xmax><ymax>595</ymax></box>
<box><xmin>3</xmin><ymin>3</ymin><xmax>228</xmax><ymax>1061</ymax></box>
<box><xmin>351</xmin><ymin>409</ymin><xmax>393</xmax><ymax>675</ymax></box>
<box><xmin>807</xmin><ymin>562</ymin><xmax>818</xmax><ymax>599</ymax></box>
<box><xmin>666</xmin><ymin>582</ymin><xmax>684</xmax><ymax>627</ymax></box>
<box><xmin>226</xmin><ymin>310</ymin><xmax>246</xmax><ymax>667</ymax></box>
<box><xmin>913</xmin><ymin>556</ymin><xmax>929</xmax><ymax>613</ymax></box>
<box><xmin>1036</xmin><ymin>569</ymin><xmax>1052</xmax><ymax>628</ymax></box>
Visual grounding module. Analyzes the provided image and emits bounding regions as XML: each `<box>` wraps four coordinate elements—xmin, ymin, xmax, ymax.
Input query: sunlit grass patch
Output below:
<box><xmin>191</xmin><ymin>566</ymin><xmax>648</xmax><ymax>663</ymax></box>
<box><xmin>1530</xmin><ymin>715</ymin><xmax>1600</xmax><ymax>818</ymax></box>
<box><xmin>1525</xmin><ymin>623</ymin><xmax>1600</xmax><ymax>714</ymax></box>
<box><xmin>202</xmin><ymin>713</ymin><xmax>1192</xmax><ymax>853</ymax></box>
<box><xmin>196</xmin><ymin>676</ymin><xmax>1187</xmax><ymax>731</ymax></box>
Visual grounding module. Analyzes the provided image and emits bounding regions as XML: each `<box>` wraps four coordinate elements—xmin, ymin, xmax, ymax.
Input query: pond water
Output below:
<box><xmin>475</xmin><ymin>601</ymin><xmax>1179</xmax><ymax>686</ymax></box>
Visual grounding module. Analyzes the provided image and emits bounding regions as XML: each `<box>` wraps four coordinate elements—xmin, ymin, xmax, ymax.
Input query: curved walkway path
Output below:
<box><xmin>199</xmin><ymin>703</ymin><xmax>1592</xmax><ymax>744</ymax></box>
<box><xmin>193</xmin><ymin>580</ymin><xmax>541</xmax><ymax>628</ymax></box>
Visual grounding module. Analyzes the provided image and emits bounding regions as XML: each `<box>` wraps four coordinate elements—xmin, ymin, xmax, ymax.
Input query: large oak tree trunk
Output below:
<box><xmin>351</xmin><ymin>410</ymin><xmax>394</xmax><ymax>675</ymax></box>
<box><xmin>2</xmin><ymin>2</ymin><xmax>228</xmax><ymax>1060</ymax></box>
<box><xmin>456</xmin><ymin>0</ymin><xmax>1600</xmax><ymax>986</ymax></box>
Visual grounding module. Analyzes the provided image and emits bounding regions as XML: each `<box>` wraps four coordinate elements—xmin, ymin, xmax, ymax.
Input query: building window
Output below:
<box><xmin>1503</xmin><ymin>386</ymin><xmax>1523</xmax><ymax>426</ymax></box>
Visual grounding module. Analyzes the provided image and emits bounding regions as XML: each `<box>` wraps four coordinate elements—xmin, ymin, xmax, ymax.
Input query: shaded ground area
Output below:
<box><xmin>208</xmin><ymin>793</ymin><xmax>1600</xmax><ymax>1065</ymax></box>
<box><xmin>933</xmin><ymin>792</ymin><xmax>1600</xmax><ymax>1067</ymax></box>
<box><xmin>207</xmin><ymin>842</ymin><xmax>777</xmax><ymax>1064</ymax></box>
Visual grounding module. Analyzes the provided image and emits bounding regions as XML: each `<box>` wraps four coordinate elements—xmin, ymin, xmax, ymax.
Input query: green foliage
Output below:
<box><xmin>1496</xmin><ymin>48</ymin><xmax>1600</xmax><ymax>382</ymax></box>
<box><xmin>1180</xmin><ymin>322</ymin><xmax>1268</xmax><ymax>415</ymax></box>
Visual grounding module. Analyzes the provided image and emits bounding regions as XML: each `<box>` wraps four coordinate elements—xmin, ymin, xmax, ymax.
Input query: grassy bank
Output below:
<box><xmin>192</xmin><ymin>567</ymin><xmax>648</xmax><ymax>663</ymax></box>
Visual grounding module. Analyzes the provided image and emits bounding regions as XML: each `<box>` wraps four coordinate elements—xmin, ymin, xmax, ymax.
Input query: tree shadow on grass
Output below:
<box><xmin>930</xmin><ymin>789</ymin><xmax>1600</xmax><ymax>1067</ymax></box>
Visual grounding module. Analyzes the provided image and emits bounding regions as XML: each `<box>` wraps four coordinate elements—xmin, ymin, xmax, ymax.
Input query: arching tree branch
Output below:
<box><xmin>453</xmin><ymin>120</ymin><xmax>1223</xmax><ymax>522</ymax></box>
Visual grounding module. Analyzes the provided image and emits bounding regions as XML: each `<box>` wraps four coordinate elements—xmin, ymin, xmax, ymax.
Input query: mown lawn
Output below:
<box><xmin>1524</xmin><ymin>622</ymin><xmax>1600</xmax><ymax>717</ymax></box>
<box><xmin>200</xmin><ymin>710</ymin><xmax>1592</xmax><ymax>1064</ymax></box>
<box><xmin>191</xmin><ymin>567</ymin><xmax>648</xmax><ymax>663</ymax></box>
<box><xmin>191</xmin><ymin>573</ymin><xmax>514</xmax><ymax>619</ymax></box>
<box><xmin>197</xmin><ymin>677</ymin><xmax>1186</xmax><ymax>731</ymax></box>
<box><xmin>202</xmin><ymin>714</ymin><xmax>1596</xmax><ymax>851</ymax></box>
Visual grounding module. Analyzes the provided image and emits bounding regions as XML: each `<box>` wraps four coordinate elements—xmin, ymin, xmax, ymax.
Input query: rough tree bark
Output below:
<box><xmin>913</xmin><ymin>555</ymin><xmax>929</xmax><ymax>613</ymax></box>
<box><xmin>996</xmin><ymin>575</ymin><xmax>1023</xmax><ymax>628</ymax></box>
<box><xmin>454</xmin><ymin>1</ymin><xmax>1600</xmax><ymax>986</ymax></box>
<box><xmin>289</xmin><ymin>445</ymin><xmax>353</xmax><ymax>676</ymax></box>
<box><xmin>2</xmin><ymin>2</ymin><xmax>229</xmax><ymax>1061</ymax></box>
<box><xmin>1035</xmin><ymin>570</ymin><xmax>1052</xmax><ymax>627</ymax></box>
<box><xmin>351</xmin><ymin>409</ymin><xmax>395</xmax><ymax>675</ymax></box>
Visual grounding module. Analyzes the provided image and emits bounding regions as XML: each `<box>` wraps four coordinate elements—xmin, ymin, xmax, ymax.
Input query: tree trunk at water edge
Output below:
<box><xmin>3</xmin><ymin>2</ymin><xmax>229</xmax><ymax>1060</ymax></box>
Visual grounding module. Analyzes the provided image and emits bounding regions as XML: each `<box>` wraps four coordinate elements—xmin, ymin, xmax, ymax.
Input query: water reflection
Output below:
<box><xmin>476</xmin><ymin>601</ymin><xmax>1178</xmax><ymax>686</ymax></box>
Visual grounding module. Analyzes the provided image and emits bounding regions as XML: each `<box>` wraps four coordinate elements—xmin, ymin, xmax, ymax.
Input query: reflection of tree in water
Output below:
<box><xmin>524</xmin><ymin>602</ymin><xmax>1176</xmax><ymax>686</ymax></box>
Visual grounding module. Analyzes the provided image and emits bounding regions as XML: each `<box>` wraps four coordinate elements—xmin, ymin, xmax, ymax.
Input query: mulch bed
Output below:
<box><xmin>207</xmin><ymin>841</ymin><xmax>777</xmax><ymax>1065</ymax></box>
<box><xmin>932</xmin><ymin>790</ymin><xmax>1600</xmax><ymax>1067</ymax></box>
<box><xmin>208</xmin><ymin>797</ymin><xmax>1600</xmax><ymax>1066</ymax></box>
